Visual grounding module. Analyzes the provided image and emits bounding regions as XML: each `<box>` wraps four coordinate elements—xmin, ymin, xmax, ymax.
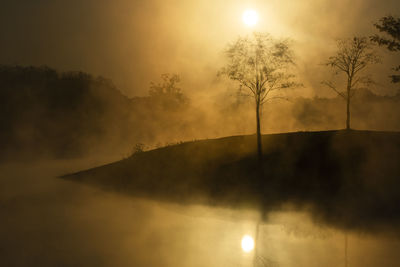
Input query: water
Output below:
<box><xmin>1</xmin><ymin>160</ymin><xmax>399</xmax><ymax>267</ymax></box>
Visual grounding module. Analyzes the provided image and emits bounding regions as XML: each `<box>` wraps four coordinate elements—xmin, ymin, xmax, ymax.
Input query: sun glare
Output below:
<box><xmin>242</xmin><ymin>9</ymin><xmax>259</xmax><ymax>27</ymax></box>
<box><xmin>241</xmin><ymin>235</ymin><xmax>255</xmax><ymax>253</ymax></box>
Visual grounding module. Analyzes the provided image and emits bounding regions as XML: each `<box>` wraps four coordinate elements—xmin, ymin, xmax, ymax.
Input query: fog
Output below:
<box><xmin>1</xmin><ymin>160</ymin><xmax>400</xmax><ymax>267</ymax></box>
<box><xmin>1</xmin><ymin>64</ymin><xmax>400</xmax><ymax>162</ymax></box>
<box><xmin>1</xmin><ymin>0</ymin><xmax>400</xmax><ymax>266</ymax></box>
<box><xmin>0</xmin><ymin>0</ymin><xmax>399</xmax><ymax>97</ymax></box>
<box><xmin>1</xmin><ymin>1</ymin><xmax>400</xmax><ymax>159</ymax></box>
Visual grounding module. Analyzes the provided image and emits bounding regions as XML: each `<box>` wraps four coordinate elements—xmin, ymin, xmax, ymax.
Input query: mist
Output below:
<box><xmin>1</xmin><ymin>0</ymin><xmax>399</xmax><ymax>96</ymax></box>
<box><xmin>1</xmin><ymin>1</ymin><xmax>400</xmax><ymax>157</ymax></box>
<box><xmin>1</xmin><ymin>0</ymin><xmax>400</xmax><ymax>266</ymax></box>
<box><xmin>1</xmin><ymin>160</ymin><xmax>400</xmax><ymax>267</ymax></box>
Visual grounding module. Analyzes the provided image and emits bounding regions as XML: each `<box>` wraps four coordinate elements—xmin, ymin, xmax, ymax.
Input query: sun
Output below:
<box><xmin>241</xmin><ymin>235</ymin><xmax>255</xmax><ymax>253</ymax></box>
<box><xmin>242</xmin><ymin>9</ymin><xmax>259</xmax><ymax>27</ymax></box>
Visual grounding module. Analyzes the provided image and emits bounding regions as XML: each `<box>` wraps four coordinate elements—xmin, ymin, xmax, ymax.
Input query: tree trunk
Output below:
<box><xmin>346</xmin><ymin>83</ymin><xmax>351</xmax><ymax>130</ymax></box>
<box><xmin>255</xmin><ymin>100</ymin><xmax>262</xmax><ymax>163</ymax></box>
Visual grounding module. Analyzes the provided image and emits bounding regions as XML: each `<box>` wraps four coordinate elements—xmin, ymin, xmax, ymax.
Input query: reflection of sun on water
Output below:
<box><xmin>241</xmin><ymin>235</ymin><xmax>255</xmax><ymax>253</ymax></box>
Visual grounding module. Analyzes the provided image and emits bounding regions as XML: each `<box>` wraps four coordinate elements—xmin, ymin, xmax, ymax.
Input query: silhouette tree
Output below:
<box><xmin>219</xmin><ymin>32</ymin><xmax>297</xmax><ymax>161</ymax></box>
<box><xmin>323</xmin><ymin>37</ymin><xmax>380</xmax><ymax>130</ymax></box>
<box><xmin>371</xmin><ymin>15</ymin><xmax>400</xmax><ymax>83</ymax></box>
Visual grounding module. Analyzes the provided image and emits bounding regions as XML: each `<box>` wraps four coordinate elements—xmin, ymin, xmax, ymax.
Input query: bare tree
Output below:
<box><xmin>219</xmin><ymin>32</ymin><xmax>297</xmax><ymax>161</ymax></box>
<box><xmin>371</xmin><ymin>15</ymin><xmax>400</xmax><ymax>83</ymax></box>
<box><xmin>323</xmin><ymin>37</ymin><xmax>380</xmax><ymax>130</ymax></box>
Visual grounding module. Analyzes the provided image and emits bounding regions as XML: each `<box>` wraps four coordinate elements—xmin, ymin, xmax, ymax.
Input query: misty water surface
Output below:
<box><xmin>1</xmin><ymin>160</ymin><xmax>400</xmax><ymax>267</ymax></box>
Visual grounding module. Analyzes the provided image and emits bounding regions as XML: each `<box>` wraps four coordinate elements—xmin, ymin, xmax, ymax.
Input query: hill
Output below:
<box><xmin>0</xmin><ymin>65</ymin><xmax>132</xmax><ymax>159</ymax></box>
<box><xmin>63</xmin><ymin>130</ymin><xmax>400</xmax><ymax>233</ymax></box>
<box><xmin>0</xmin><ymin>65</ymin><xmax>190</xmax><ymax>160</ymax></box>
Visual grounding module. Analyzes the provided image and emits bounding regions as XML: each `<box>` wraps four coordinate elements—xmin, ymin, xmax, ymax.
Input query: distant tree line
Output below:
<box><xmin>0</xmin><ymin>66</ymin><xmax>190</xmax><ymax>160</ymax></box>
<box><xmin>0</xmin><ymin>65</ymin><xmax>129</xmax><ymax>158</ymax></box>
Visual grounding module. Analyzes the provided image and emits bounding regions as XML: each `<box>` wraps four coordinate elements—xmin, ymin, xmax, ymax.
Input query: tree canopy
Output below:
<box><xmin>220</xmin><ymin>32</ymin><xmax>297</xmax><ymax>105</ymax></box>
<box><xmin>371</xmin><ymin>15</ymin><xmax>400</xmax><ymax>83</ymax></box>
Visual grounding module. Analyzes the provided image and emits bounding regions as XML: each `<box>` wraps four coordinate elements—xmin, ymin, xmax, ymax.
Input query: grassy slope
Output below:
<box><xmin>63</xmin><ymin>130</ymin><xmax>400</xmax><ymax>231</ymax></box>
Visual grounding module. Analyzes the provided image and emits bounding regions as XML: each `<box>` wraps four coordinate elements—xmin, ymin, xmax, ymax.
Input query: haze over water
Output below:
<box><xmin>1</xmin><ymin>160</ymin><xmax>400</xmax><ymax>267</ymax></box>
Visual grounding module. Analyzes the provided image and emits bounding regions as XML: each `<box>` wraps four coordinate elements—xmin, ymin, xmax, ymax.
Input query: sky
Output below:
<box><xmin>0</xmin><ymin>0</ymin><xmax>399</xmax><ymax>97</ymax></box>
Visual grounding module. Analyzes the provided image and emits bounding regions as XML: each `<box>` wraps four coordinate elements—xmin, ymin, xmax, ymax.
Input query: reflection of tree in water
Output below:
<box><xmin>252</xmin><ymin>221</ymin><xmax>279</xmax><ymax>267</ymax></box>
<box><xmin>256</xmin><ymin>256</ymin><xmax>279</xmax><ymax>267</ymax></box>
<box><xmin>344</xmin><ymin>233</ymin><xmax>348</xmax><ymax>267</ymax></box>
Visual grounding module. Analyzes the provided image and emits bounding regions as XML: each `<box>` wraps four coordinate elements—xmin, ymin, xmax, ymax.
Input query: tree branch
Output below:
<box><xmin>322</xmin><ymin>81</ymin><xmax>346</xmax><ymax>98</ymax></box>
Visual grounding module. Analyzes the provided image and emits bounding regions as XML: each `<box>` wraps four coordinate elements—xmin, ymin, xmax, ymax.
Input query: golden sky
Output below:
<box><xmin>0</xmin><ymin>0</ymin><xmax>399</xmax><ymax>97</ymax></box>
